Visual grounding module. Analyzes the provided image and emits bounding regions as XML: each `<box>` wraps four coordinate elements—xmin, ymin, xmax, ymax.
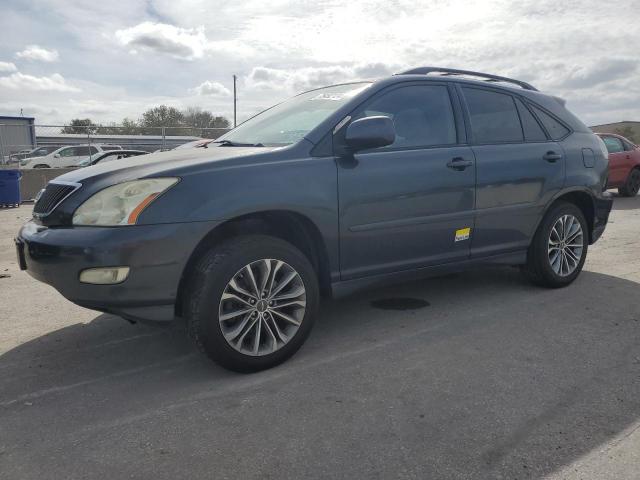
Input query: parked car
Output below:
<box><xmin>3</xmin><ymin>146</ymin><xmax>58</xmax><ymax>165</ymax></box>
<box><xmin>77</xmin><ymin>149</ymin><xmax>149</xmax><ymax>167</ymax></box>
<box><xmin>21</xmin><ymin>144</ymin><xmax>123</xmax><ymax>169</ymax></box>
<box><xmin>596</xmin><ymin>133</ymin><xmax>640</xmax><ymax>196</ymax></box>
<box><xmin>16</xmin><ymin>67</ymin><xmax>612</xmax><ymax>372</ymax></box>
<box><xmin>8</xmin><ymin>149</ymin><xmax>33</xmax><ymax>163</ymax></box>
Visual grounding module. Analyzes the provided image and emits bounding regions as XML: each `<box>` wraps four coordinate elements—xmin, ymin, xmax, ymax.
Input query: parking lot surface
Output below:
<box><xmin>1</xmin><ymin>197</ymin><xmax>639</xmax><ymax>479</ymax></box>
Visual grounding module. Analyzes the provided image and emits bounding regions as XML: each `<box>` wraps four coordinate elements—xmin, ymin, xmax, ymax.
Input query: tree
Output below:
<box><xmin>61</xmin><ymin>118</ymin><xmax>99</xmax><ymax>134</ymax></box>
<box><xmin>183</xmin><ymin>107</ymin><xmax>231</xmax><ymax>129</ymax></box>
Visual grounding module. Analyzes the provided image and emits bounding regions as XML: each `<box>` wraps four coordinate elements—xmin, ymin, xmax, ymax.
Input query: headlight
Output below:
<box><xmin>72</xmin><ymin>178</ymin><xmax>179</xmax><ymax>226</ymax></box>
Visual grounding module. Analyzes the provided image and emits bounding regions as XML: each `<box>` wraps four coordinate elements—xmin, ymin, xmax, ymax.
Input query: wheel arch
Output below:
<box><xmin>175</xmin><ymin>209</ymin><xmax>332</xmax><ymax>317</ymax></box>
<box><xmin>542</xmin><ymin>188</ymin><xmax>596</xmax><ymax>243</ymax></box>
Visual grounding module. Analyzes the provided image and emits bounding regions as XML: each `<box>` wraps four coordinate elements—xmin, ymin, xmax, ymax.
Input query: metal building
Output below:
<box><xmin>0</xmin><ymin>116</ymin><xmax>36</xmax><ymax>162</ymax></box>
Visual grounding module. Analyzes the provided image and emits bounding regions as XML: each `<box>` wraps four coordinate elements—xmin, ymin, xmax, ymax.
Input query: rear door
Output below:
<box><xmin>336</xmin><ymin>82</ymin><xmax>476</xmax><ymax>279</ymax></box>
<box><xmin>459</xmin><ymin>86</ymin><xmax>566</xmax><ymax>257</ymax></box>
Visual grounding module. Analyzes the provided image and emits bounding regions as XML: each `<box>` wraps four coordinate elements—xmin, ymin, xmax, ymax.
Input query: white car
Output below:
<box><xmin>21</xmin><ymin>144</ymin><xmax>122</xmax><ymax>169</ymax></box>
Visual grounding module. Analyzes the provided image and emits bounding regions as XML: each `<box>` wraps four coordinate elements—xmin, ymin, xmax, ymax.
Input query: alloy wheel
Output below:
<box><xmin>218</xmin><ymin>259</ymin><xmax>306</xmax><ymax>356</ymax></box>
<box><xmin>547</xmin><ymin>214</ymin><xmax>584</xmax><ymax>277</ymax></box>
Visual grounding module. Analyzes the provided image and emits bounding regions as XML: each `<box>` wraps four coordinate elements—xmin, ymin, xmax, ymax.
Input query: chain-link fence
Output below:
<box><xmin>0</xmin><ymin>123</ymin><xmax>230</xmax><ymax>169</ymax></box>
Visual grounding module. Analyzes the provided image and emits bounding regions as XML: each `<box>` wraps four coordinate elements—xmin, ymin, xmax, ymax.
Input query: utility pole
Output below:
<box><xmin>233</xmin><ymin>74</ymin><xmax>237</xmax><ymax>128</ymax></box>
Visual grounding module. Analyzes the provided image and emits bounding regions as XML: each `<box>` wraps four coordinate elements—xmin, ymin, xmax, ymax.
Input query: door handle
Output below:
<box><xmin>543</xmin><ymin>151</ymin><xmax>562</xmax><ymax>162</ymax></box>
<box><xmin>447</xmin><ymin>157</ymin><xmax>473</xmax><ymax>171</ymax></box>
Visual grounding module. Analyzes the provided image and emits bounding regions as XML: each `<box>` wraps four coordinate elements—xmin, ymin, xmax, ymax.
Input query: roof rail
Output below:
<box><xmin>397</xmin><ymin>67</ymin><xmax>538</xmax><ymax>91</ymax></box>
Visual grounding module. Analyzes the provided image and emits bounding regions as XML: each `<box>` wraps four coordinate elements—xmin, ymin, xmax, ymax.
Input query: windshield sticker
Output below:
<box><xmin>310</xmin><ymin>93</ymin><xmax>345</xmax><ymax>101</ymax></box>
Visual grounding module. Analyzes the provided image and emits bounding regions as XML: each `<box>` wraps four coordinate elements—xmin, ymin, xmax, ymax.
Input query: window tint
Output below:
<box><xmin>530</xmin><ymin>105</ymin><xmax>570</xmax><ymax>140</ymax></box>
<box><xmin>462</xmin><ymin>88</ymin><xmax>523</xmax><ymax>143</ymax></box>
<box><xmin>353</xmin><ymin>85</ymin><xmax>456</xmax><ymax>149</ymax></box>
<box><xmin>59</xmin><ymin>147</ymin><xmax>75</xmax><ymax>157</ymax></box>
<box><xmin>602</xmin><ymin>136</ymin><xmax>624</xmax><ymax>154</ymax></box>
<box><xmin>75</xmin><ymin>146</ymin><xmax>91</xmax><ymax>156</ymax></box>
<box><xmin>100</xmin><ymin>145</ymin><xmax>121</xmax><ymax>151</ymax></box>
<box><xmin>515</xmin><ymin>98</ymin><xmax>547</xmax><ymax>142</ymax></box>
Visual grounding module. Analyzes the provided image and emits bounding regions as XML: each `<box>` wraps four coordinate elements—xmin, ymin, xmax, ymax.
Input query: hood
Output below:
<box><xmin>54</xmin><ymin>145</ymin><xmax>280</xmax><ymax>184</ymax></box>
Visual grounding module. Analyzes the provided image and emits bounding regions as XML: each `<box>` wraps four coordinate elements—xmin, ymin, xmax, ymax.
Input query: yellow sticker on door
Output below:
<box><xmin>455</xmin><ymin>227</ymin><xmax>471</xmax><ymax>242</ymax></box>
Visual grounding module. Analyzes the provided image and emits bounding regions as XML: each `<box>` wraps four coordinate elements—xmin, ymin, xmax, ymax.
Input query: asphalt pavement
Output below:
<box><xmin>1</xmin><ymin>195</ymin><xmax>639</xmax><ymax>479</ymax></box>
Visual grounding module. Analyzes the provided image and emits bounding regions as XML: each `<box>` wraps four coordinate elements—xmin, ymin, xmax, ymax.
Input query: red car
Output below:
<box><xmin>597</xmin><ymin>133</ymin><xmax>640</xmax><ymax>196</ymax></box>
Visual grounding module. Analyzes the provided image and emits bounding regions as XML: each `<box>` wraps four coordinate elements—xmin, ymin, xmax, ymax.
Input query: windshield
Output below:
<box><xmin>220</xmin><ymin>82</ymin><xmax>371</xmax><ymax>146</ymax></box>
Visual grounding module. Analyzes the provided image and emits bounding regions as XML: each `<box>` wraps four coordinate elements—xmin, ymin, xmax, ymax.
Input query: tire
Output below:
<box><xmin>184</xmin><ymin>234</ymin><xmax>319</xmax><ymax>372</ymax></box>
<box><xmin>618</xmin><ymin>168</ymin><xmax>640</xmax><ymax>197</ymax></box>
<box><xmin>521</xmin><ymin>202</ymin><xmax>588</xmax><ymax>288</ymax></box>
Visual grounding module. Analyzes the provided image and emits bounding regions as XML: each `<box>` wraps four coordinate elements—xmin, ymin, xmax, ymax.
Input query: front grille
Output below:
<box><xmin>33</xmin><ymin>182</ymin><xmax>79</xmax><ymax>216</ymax></box>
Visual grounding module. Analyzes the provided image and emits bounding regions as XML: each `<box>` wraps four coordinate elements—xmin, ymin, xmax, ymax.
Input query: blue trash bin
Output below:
<box><xmin>0</xmin><ymin>169</ymin><xmax>22</xmax><ymax>207</ymax></box>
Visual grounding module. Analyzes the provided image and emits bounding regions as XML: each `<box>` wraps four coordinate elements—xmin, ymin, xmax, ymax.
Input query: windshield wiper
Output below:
<box><xmin>212</xmin><ymin>139</ymin><xmax>264</xmax><ymax>147</ymax></box>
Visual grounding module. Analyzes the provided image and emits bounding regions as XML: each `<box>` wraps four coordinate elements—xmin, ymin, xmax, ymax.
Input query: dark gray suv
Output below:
<box><xmin>16</xmin><ymin>67</ymin><xmax>613</xmax><ymax>372</ymax></box>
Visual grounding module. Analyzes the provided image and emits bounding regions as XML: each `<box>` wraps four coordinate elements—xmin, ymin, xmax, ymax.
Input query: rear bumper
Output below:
<box><xmin>16</xmin><ymin>219</ymin><xmax>220</xmax><ymax>323</ymax></box>
<box><xmin>591</xmin><ymin>192</ymin><xmax>613</xmax><ymax>244</ymax></box>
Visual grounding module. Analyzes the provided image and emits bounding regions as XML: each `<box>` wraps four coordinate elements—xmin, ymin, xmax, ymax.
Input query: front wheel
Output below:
<box><xmin>619</xmin><ymin>168</ymin><xmax>640</xmax><ymax>197</ymax></box>
<box><xmin>184</xmin><ymin>234</ymin><xmax>319</xmax><ymax>372</ymax></box>
<box><xmin>521</xmin><ymin>202</ymin><xmax>588</xmax><ymax>288</ymax></box>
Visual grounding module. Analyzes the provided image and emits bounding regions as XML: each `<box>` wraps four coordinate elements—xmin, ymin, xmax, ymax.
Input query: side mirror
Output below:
<box><xmin>345</xmin><ymin>116</ymin><xmax>395</xmax><ymax>152</ymax></box>
<box><xmin>54</xmin><ymin>153</ymin><xmax>61</xmax><ymax>158</ymax></box>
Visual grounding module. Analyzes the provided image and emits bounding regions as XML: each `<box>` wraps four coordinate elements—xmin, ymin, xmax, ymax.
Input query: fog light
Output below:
<box><xmin>79</xmin><ymin>266</ymin><xmax>130</xmax><ymax>285</ymax></box>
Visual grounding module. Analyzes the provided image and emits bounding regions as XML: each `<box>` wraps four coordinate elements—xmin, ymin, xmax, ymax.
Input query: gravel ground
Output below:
<box><xmin>1</xmin><ymin>195</ymin><xmax>639</xmax><ymax>479</ymax></box>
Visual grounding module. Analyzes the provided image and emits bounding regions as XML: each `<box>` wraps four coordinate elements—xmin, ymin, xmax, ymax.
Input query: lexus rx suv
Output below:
<box><xmin>16</xmin><ymin>67</ymin><xmax>612</xmax><ymax>372</ymax></box>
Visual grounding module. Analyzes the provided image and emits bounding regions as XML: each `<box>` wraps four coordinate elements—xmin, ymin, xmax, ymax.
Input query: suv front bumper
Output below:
<box><xmin>16</xmin><ymin>219</ymin><xmax>220</xmax><ymax>323</ymax></box>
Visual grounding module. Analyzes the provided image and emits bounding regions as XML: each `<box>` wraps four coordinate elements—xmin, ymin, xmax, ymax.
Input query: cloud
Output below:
<box><xmin>191</xmin><ymin>80</ymin><xmax>231</xmax><ymax>97</ymax></box>
<box><xmin>245</xmin><ymin>63</ymin><xmax>396</xmax><ymax>93</ymax></box>
<box><xmin>2</xmin><ymin>0</ymin><xmax>639</xmax><ymax>125</ymax></box>
<box><xmin>557</xmin><ymin>58</ymin><xmax>639</xmax><ymax>90</ymax></box>
<box><xmin>0</xmin><ymin>61</ymin><xmax>17</xmax><ymax>72</ymax></box>
<box><xmin>15</xmin><ymin>45</ymin><xmax>59</xmax><ymax>62</ymax></box>
<box><xmin>0</xmin><ymin>72</ymin><xmax>80</xmax><ymax>92</ymax></box>
<box><xmin>115</xmin><ymin>22</ymin><xmax>209</xmax><ymax>60</ymax></box>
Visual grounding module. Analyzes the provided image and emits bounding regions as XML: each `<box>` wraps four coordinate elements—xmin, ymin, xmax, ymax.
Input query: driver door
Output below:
<box><xmin>336</xmin><ymin>83</ymin><xmax>476</xmax><ymax>280</ymax></box>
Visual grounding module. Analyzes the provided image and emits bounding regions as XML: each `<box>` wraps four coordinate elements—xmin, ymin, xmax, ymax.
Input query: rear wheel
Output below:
<box><xmin>618</xmin><ymin>168</ymin><xmax>640</xmax><ymax>197</ymax></box>
<box><xmin>184</xmin><ymin>234</ymin><xmax>319</xmax><ymax>372</ymax></box>
<box><xmin>521</xmin><ymin>202</ymin><xmax>588</xmax><ymax>288</ymax></box>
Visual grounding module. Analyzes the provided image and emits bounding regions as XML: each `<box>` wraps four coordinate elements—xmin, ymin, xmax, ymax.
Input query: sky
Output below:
<box><xmin>0</xmin><ymin>0</ymin><xmax>638</xmax><ymax>127</ymax></box>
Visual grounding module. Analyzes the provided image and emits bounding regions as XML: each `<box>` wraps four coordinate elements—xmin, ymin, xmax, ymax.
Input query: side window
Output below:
<box><xmin>59</xmin><ymin>148</ymin><xmax>75</xmax><ymax>157</ymax></box>
<box><xmin>353</xmin><ymin>85</ymin><xmax>457</xmax><ymax>149</ymax></box>
<box><xmin>529</xmin><ymin>105</ymin><xmax>570</xmax><ymax>140</ymax></box>
<box><xmin>623</xmin><ymin>140</ymin><xmax>635</xmax><ymax>151</ymax></box>
<box><xmin>602</xmin><ymin>136</ymin><xmax>624</xmax><ymax>154</ymax></box>
<box><xmin>462</xmin><ymin>88</ymin><xmax>523</xmax><ymax>143</ymax></box>
<box><xmin>75</xmin><ymin>146</ymin><xmax>91</xmax><ymax>156</ymax></box>
<box><xmin>515</xmin><ymin>98</ymin><xmax>547</xmax><ymax>142</ymax></box>
<box><xmin>89</xmin><ymin>146</ymin><xmax>99</xmax><ymax>154</ymax></box>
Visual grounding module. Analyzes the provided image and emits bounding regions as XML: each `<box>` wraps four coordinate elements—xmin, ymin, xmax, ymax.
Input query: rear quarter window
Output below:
<box><xmin>530</xmin><ymin>105</ymin><xmax>570</xmax><ymax>140</ymax></box>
